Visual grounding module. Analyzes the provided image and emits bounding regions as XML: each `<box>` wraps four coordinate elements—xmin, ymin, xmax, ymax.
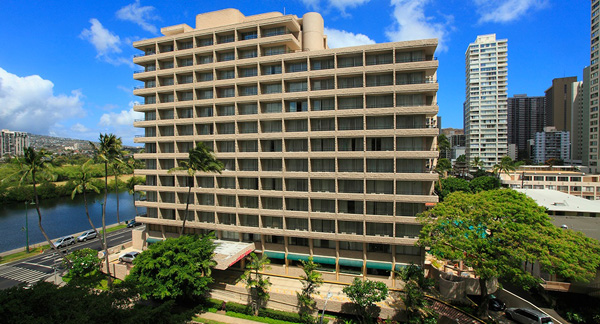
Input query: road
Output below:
<box><xmin>0</xmin><ymin>227</ymin><xmax>137</xmax><ymax>290</ymax></box>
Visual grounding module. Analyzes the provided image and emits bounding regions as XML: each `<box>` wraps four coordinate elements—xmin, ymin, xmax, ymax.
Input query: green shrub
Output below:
<box><xmin>225</xmin><ymin>301</ymin><xmax>252</xmax><ymax>315</ymax></box>
<box><xmin>225</xmin><ymin>311</ymin><xmax>292</xmax><ymax>324</ymax></box>
<box><xmin>258</xmin><ymin>308</ymin><xmax>302</xmax><ymax>323</ymax></box>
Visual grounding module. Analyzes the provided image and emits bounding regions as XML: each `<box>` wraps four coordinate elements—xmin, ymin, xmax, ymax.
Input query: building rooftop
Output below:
<box><xmin>515</xmin><ymin>189</ymin><xmax>600</xmax><ymax>214</ymax></box>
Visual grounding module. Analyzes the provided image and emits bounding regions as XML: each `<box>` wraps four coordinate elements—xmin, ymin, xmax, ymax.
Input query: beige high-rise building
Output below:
<box><xmin>132</xmin><ymin>9</ymin><xmax>439</xmax><ymax>282</ymax></box>
<box><xmin>591</xmin><ymin>0</ymin><xmax>600</xmax><ymax>172</ymax></box>
<box><xmin>0</xmin><ymin>129</ymin><xmax>29</xmax><ymax>158</ymax></box>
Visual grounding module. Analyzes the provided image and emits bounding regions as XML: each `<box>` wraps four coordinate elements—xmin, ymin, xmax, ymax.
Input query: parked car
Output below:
<box><xmin>53</xmin><ymin>236</ymin><xmax>75</xmax><ymax>248</ymax></box>
<box><xmin>505</xmin><ymin>308</ymin><xmax>554</xmax><ymax>324</ymax></box>
<box><xmin>77</xmin><ymin>230</ymin><xmax>97</xmax><ymax>242</ymax></box>
<box><xmin>119</xmin><ymin>251</ymin><xmax>140</xmax><ymax>263</ymax></box>
<box><xmin>127</xmin><ymin>220</ymin><xmax>142</xmax><ymax>228</ymax></box>
<box><xmin>488</xmin><ymin>295</ymin><xmax>506</xmax><ymax>311</ymax></box>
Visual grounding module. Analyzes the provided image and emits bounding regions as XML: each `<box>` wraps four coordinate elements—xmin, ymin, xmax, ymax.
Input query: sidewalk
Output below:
<box><xmin>195</xmin><ymin>312</ymin><xmax>264</xmax><ymax>324</ymax></box>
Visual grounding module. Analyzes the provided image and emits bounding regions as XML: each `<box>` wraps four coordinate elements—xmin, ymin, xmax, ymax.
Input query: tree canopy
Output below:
<box><xmin>418</xmin><ymin>190</ymin><xmax>600</xmax><ymax>290</ymax></box>
<box><xmin>343</xmin><ymin>278</ymin><xmax>389</xmax><ymax>323</ymax></box>
<box><xmin>127</xmin><ymin>233</ymin><xmax>217</xmax><ymax>301</ymax></box>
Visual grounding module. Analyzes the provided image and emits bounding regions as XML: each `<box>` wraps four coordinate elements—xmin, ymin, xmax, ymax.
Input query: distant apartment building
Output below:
<box><xmin>464</xmin><ymin>34</ymin><xmax>508</xmax><ymax>170</ymax></box>
<box><xmin>590</xmin><ymin>0</ymin><xmax>600</xmax><ymax>172</ymax></box>
<box><xmin>501</xmin><ymin>165</ymin><xmax>600</xmax><ymax>200</ymax></box>
<box><xmin>507</xmin><ymin>94</ymin><xmax>545</xmax><ymax>160</ymax></box>
<box><xmin>131</xmin><ymin>9</ymin><xmax>439</xmax><ymax>282</ymax></box>
<box><xmin>0</xmin><ymin>129</ymin><xmax>29</xmax><ymax>158</ymax></box>
<box><xmin>533</xmin><ymin>127</ymin><xmax>570</xmax><ymax>164</ymax></box>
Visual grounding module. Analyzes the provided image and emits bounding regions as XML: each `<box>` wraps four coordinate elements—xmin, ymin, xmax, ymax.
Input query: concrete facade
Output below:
<box><xmin>507</xmin><ymin>94</ymin><xmax>545</xmax><ymax>161</ymax></box>
<box><xmin>464</xmin><ymin>34</ymin><xmax>508</xmax><ymax>170</ymax></box>
<box><xmin>533</xmin><ymin>127</ymin><xmax>570</xmax><ymax>164</ymax></box>
<box><xmin>591</xmin><ymin>0</ymin><xmax>599</xmax><ymax>172</ymax></box>
<box><xmin>131</xmin><ymin>9</ymin><xmax>439</xmax><ymax>281</ymax></box>
<box><xmin>0</xmin><ymin>129</ymin><xmax>29</xmax><ymax>158</ymax></box>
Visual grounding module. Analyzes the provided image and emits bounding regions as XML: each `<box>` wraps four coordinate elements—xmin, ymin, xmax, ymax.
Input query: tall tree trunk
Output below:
<box><xmin>32</xmin><ymin>170</ymin><xmax>71</xmax><ymax>267</ymax></box>
<box><xmin>477</xmin><ymin>277</ymin><xmax>490</xmax><ymax>318</ymax></box>
<box><xmin>83</xmin><ymin>187</ymin><xmax>100</xmax><ymax>240</ymax></box>
<box><xmin>114</xmin><ymin>172</ymin><xmax>120</xmax><ymax>224</ymax></box>
<box><xmin>179</xmin><ymin>177</ymin><xmax>192</xmax><ymax>235</ymax></box>
<box><xmin>103</xmin><ymin>162</ymin><xmax>113</xmax><ymax>288</ymax></box>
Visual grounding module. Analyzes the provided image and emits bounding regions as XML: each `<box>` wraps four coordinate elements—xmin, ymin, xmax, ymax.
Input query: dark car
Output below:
<box><xmin>127</xmin><ymin>220</ymin><xmax>142</xmax><ymax>228</ymax></box>
<box><xmin>488</xmin><ymin>295</ymin><xmax>506</xmax><ymax>311</ymax></box>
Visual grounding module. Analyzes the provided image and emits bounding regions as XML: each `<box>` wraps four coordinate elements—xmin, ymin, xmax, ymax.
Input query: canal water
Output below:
<box><xmin>0</xmin><ymin>191</ymin><xmax>145</xmax><ymax>253</ymax></box>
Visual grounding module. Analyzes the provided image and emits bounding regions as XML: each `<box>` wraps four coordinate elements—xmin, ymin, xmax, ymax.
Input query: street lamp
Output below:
<box><xmin>320</xmin><ymin>291</ymin><xmax>333</xmax><ymax>324</ymax></box>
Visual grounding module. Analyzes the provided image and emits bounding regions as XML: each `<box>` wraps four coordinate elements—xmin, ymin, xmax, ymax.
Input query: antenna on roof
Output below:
<box><xmin>284</xmin><ymin>7</ymin><xmax>286</xmax><ymax>15</ymax></box>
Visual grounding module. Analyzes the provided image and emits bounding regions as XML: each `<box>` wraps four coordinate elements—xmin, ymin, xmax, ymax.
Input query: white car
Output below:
<box><xmin>77</xmin><ymin>230</ymin><xmax>97</xmax><ymax>242</ymax></box>
<box><xmin>118</xmin><ymin>251</ymin><xmax>140</xmax><ymax>263</ymax></box>
<box><xmin>505</xmin><ymin>308</ymin><xmax>554</xmax><ymax>324</ymax></box>
<box><xmin>53</xmin><ymin>236</ymin><xmax>75</xmax><ymax>248</ymax></box>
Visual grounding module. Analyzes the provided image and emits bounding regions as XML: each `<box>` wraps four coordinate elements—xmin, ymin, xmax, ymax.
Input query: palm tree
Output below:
<box><xmin>70</xmin><ymin>159</ymin><xmax>101</xmax><ymax>240</ymax></box>
<box><xmin>493</xmin><ymin>156</ymin><xmax>516</xmax><ymax>179</ymax></box>
<box><xmin>470</xmin><ymin>156</ymin><xmax>484</xmax><ymax>171</ymax></box>
<box><xmin>111</xmin><ymin>157</ymin><xmax>127</xmax><ymax>224</ymax></box>
<box><xmin>169</xmin><ymin>142</ymin><xmax>223</xmax><ymax>235</ymax></box>
<box><xmin>125</xmin><ymin>175</ymin><xmax>145</xmax><ymax>217</ymax></box>
<box><xmin>90</xmin><ymin>133</ymin><xmax>122</xmax><ymax>288</ymax></box>
<box><xmin>14</xmin><ymin>147</ymin><xmax>71</xmax><ymax>267</ymax></box>
<box><xmin>240</xmin><ymin>252</ymin><xmax>271</xmax><ymax>315</ymax></box>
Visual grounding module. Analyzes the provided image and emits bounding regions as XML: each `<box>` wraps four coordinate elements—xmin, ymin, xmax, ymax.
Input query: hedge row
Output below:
<box><xmin>203</xmin><ymin>298</ymin><xmax>325</xmax><ymax>324</ymax></box>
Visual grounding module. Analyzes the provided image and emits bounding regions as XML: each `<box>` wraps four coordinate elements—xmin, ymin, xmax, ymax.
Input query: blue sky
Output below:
<box><xmin>0</xmin><ymin>0</ymin><xmax>590</xmax><ymax>146</ymax></box>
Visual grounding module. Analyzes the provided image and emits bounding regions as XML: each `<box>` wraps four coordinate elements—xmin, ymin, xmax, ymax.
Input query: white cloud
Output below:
<box><xmin>71</xmin><ymin>123</ymin><xmax>90</xmax><ymax>133</ymax></box>
<box><xmin>116</xmin><ymin>0</ymin><xmax>159</xmax><ymax>34</ymax></box>
<box><xmin>473</xmin><ymin>0</ymin><xmax>548</xmax><ymax>24</ymax></box>
<box><xmin>301</xmin><ymin>0</ymin><xmax>370</xmax><ymax>15</ymax></box>
<box><xmin>324</xmin><ymin>27</ymin><xmax>376</xmax><ymax>48</ymax></box>
<box><xmin>386</xmin><ymin>0</ymin><xmax>452</xmax><ymax>52</ymax></box>
<box><xmin>80</xmin><ymin>19</ymin><xmax>133</xmax><ymax>67</ymax></box>
<box><xmin>99</xmin><ymin>108</ymin><xmax>142</xmax><ymax>127</ymax></box>
<box><xmin>0</xmin><ymin>67</ymin><xmax>85</xmax><ymax>135</ymax></box>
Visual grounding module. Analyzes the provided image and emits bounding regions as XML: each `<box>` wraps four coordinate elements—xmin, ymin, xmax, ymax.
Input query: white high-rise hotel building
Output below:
<box><xmin>464</xmin><ymin>34</ymin><xmax>508</xmax><ymax>169</ymax></box>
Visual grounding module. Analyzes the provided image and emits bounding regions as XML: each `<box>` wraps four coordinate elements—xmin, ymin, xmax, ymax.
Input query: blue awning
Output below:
<box><xmin>287</xmin><ymin>253</ymin><xmax>310</xmax><ymax>262</ymax></box>
<box><xmin>312</xmin><ymin>256</ymin><xmax>336</xmax><ymax>265</ymax></box>
<box><xmin>264</xmin><ymin>251</ymin><xmax>285</xmax><ymax>259</ymax></box>
<box><xmin>146</xmin><ymin>237</ymin><xmax>164</xmax><ymax>244</ymax></box>
<box><xmin>338</xmin><ymin>258</ymin><xmax>363</xmax><ymax>268</ymax></box>
<box><xmin>366</xmin><ymin>261</ymin><xmax>393</xmax><ymax>271</ymax></box>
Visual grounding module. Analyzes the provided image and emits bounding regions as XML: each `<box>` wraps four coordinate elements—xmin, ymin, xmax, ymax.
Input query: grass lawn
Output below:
<box><xmin>0</xmin><ymin>245</ymin><xmax>51</xmax><ymax>264</ymax></box>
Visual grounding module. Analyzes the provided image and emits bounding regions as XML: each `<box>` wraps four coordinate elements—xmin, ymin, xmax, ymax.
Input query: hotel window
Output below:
<box><xmin>218</xmin><ymin>34</ymin><xmax>234</xmax><ymax>44</ymax></box>
<box><xmin>311</xmin><ymin>118</ymin><xmax>335</xmax><ymax>131</ymax></box>
<box><xmin>178</xmin><ymin>57</ymin><xmax>193</xmax><ymax>67</ymax></box>
<box><xmin>217</xmin><ymin>141</ymin><xmax>235</xmax><ymax>153</ymax></box>
<box><xmin>262</xmin><ymin>64</ymin><xmax>282</xmax><ymax>75</ymax></box>
<box><xmin>216</xmin><ymin>105</ymin><xmax>235</xmax><ymax>116</ymax></box>
<box><xmin>396</xmin><ymin>94</ymin><xmax>425</xmax><ymax>106</ymax></box>
<box><xmin>285</xmin><ymin>119</ymin><xmax>308</xmax><ymax>132</ymax></box>
<box><xmin>286</xmin><ymin>199</ymin><xmax>309</xmax><ymax>212</ymax></box>
<box><xmin>289</xmin><ymin>237</ymin><xmax>309</xmax><ymax>246</ymax></box>
<box><xmin>239</xmin><ymin>196</ymin><xmax>259</xmax><ymax>209</ymax></box>
<box><xmin>238</xmin><ymin>140</ymin><xmax>258</xmax><ymax>152</ymax></box>
<box><xmin>218</xmin><ymin>51</ymin><xmax>235</xmax><ymax>62</ymax></box>
<box><xmin>285</xmin><ymin>139</ymin><xmax>308</xmax><ymax>152</ymax></box>
<box><xmin>241</xmin><ymin>31</ymin><xmax>258</xmax><ymax>40</ymax></box>
<box><xmin>239</xmin><ymin>48</ymin><xmax>258</xmax><ymax>59</ymax></box>
<box><xmin>338</xmin><ymin>96</ymin><xmax>363</xmax><ymax>110</ymax></box>
<box><xmin>339</xmin><ymin>241</ymin><xmax>363</xmax><ymax>251</ymax></box>
<box><xmin>179</xmin><ymin>74</ymin><xmax>193</xmax><ymax>84</ymax></box>
<box><xmin>261</xmin><ymin>178</ymin><xmax>282</xmax><ymax>191</ymax></box>
<box><xmin>285</xmin><ymin>159</ymin><xmax>308</xmax><ymax>172</ymax></box>
<box><xmin>311</xmin><ymin>58</ymin><xmax>334</xmax><ymax>70</ymax></box>
<box><xmin>261</xmin><ymin>139</ymin><xmax>282</xmax><ymax>152</ymax></box>
<box><xmin>197</xmin><ymin>194</ymin><xmax>214</xmax><ymax>205</ymax></box>
<box><xmin>311</xmin><ymin>138</ymin><xmax>335</xmax><ymax>151</ymax></box>
<box><xmin>396</xmin><ymin>203</ymin><xmax>424</xmax><ymax>216</ymax></box>
<box><xmin>338</xmin><ymin>75</ymin><xmax>363</xmax><ymax>89</ymax></box>
<box><xmin>262</xmin><ymin>102</ymin><xmax>282</xmax><ymax>114</ymax></box>
<box><xmin>287</xmin><ymin>81</ymin><xmax>308</xmax><ymax>93</ymax></box>
<box><xmin>286</xmin><ymin>100</ymin><xmax>308</xmax><ymax>112</ymax></box>
<box><xmin>396</xmin><ymin>224</ymin><xmax>422</xmax><ymax>238</ymax></box>
<box><xmin>366</xmin><ymin>202</ymin><xmax>394</xmax><ymax>216</ymax></box>
<box><xmin>218</xmin><ymin>177</ymin><xmax>236</xmax><ymax>189</ymax></box>
<box><xmin>338</xmin><ymin>138</ymin><xmax>363</xmax><ymax>151</ymax></box>
<box><xmin>366</xmin><ymin>116</ymin><xmax>394</xmax><ymax>130</ymax></box>
<box><xmin>311</xmin><ymin>179</ymin><xmax>335</xmax><ymax>193</ymax></box>
<box><xmin>312</xmin><ymin>219</ymin><xmax>335</xmax><ymax>233</ymax></box>
<box><xmin>218</xmin><ymin>87</ymin><xmax>235</xmax><ymax>98</ymax></box>
<box><xmin>287</xmin><ymin>62</ymin><xmax>307</xmax><ymax>73</ymax></box>
<box><xmin>198</xmin><ymin>72</ymin><xmax>213</xmax><ymax>82</ymax></box>
<box><xmin>240</xmin><ymin>85</ymin><xmax>258</xmax><ymax>96</ymax></box>
<box><xmin>366</xmin><ymin>52</ymin><xmax>393</xmax><ymax>65</ymax></box>
<box><xmin>396</xmin><ymin>72</ymin><xmax>424</xmax><ymax>85</ymax></box>
<box><xmin>198</xmin><ymin>37</ymin><xmax>213</xmax><ymax>47</ymax></box>
<box><xmin>261</xmin><ymin>159</ymin><xmax>282</xmax><ymax>171</ymax></box>
<box><xmin>197</xmin><ymin>89</ymin><xmax>213</xmax><ymax>99</ymax></box>
<box><xmin>262</xmin><ymin>26</ymin><xmax>287</xmax><ymax>37</ymax></box>
<box><xmin>239</xmin><ymin>177</ymin><xmax>259</xmax><ymax>190</ymax></box>
<box><xmin>261</xmin><ymin>120</ymin><xmax>282</xmax><ymax>133</ymax></box>
<box><xmin>366</xmin><ymin>95</ymin><xmax>393</xmax><ymax>108</ymax></box>
<box><xmin>240</xmin><ymin>67</ymin><xmax>258</xmax><ymax>77</ymax></box>
<box><xmin>338</xmin><ymin>55</ymin><xmax>363</xmax><ymax>68</ymax></box>
<box><xmin>338</xmin><ymin>159</ymin><xmax>363</xmax><ymax>172</ymax></box>
<box><xmin>312</xmin><ymin>199</ymin><xmax>336</xmax><ymax>213</ymax></box>
<box><xmin>311</xmin><ymin>159</ymin><xmax>335</xmax><ymax>172</ymax></box>
<box><xmin>311</xmin><ymin>98</ymin><xmax>335</xmax><ymax>111</ymax></box>
<box><xmin>238</xmin><ymin>159</ymin><xmax>258</xmax><ymax>171</ymax></box>
<box><xmin>263</xmin><ymin>83</ymin><xmax>282</xmax><ymax>94</ymax></box>
<box><xmin>338</xmin><ymin>117</ymin><xmax>363</xmax><ymax>131</ymax></box>
<box><xmin>366</xmin><ymin>74</ymin><xmax>394</xmax><ymax>87</ymax></box>
<box><xmin>367</xmin><ymin>138</ymin><xmax>394</xmax><ymax>151</ymax></box>
<box><xmin>285</xmin><ymin>179</ymin><xmax>308</xmax><ymax>192</ymax></box>
<box><xmin>197</xmin><ymin>124</ymin><xmax>213</xmax><ymax>135</ymax></box>
<box><xmin>217</xmin><ymin>122</ymin><xmax>235</xmax><ymax>134</ymax></box>
<box><xmin>338</xmin><ymin>180</ymin><xmax>363</xmax><ymax>193</ymax></box>
<box><xmin>218</xmin><ymin>70</ymin><xmax>235</xmax><ymax>80</ymax></box>
<box><xmin>239</xmin><ymin>103</ymin><xmax>258</xmax><ymax>115</ymax></box>
<box><xmin>338</xmin><ymin>220</ymin><xmax>363</xmax><ymax>234</ymax></box>
<box><xmin>311</xmin><ymin>78</ymin><xmax>335</xmax><ymax>90</ymax></box>
<box><xmin>367</xmin><ymin>180</ymin><xmax>393</xmax><ymax>194</ymax></box>
<box><xmin>262</xmin><ymin>197</ymin><xmax>283</xmax><ymax>210</ymax></box>
<box><xmin>396</xmin><ymin>51</ymin><xmax>424</xmax><ymax>63</ymax></box>
<box><xmin>239</xmin><ymin>121</ymin><xmax>258</xmax><ymax>134</ymax></box>
<box><xmin>198</xmin><ymin>55</ymin><xmax>213</xmax><ymax>64</ymax></box>
<box><xmin>240</xmin><ymin>214</ymin><xmax>259</xmax><ymax>227</ymax></box>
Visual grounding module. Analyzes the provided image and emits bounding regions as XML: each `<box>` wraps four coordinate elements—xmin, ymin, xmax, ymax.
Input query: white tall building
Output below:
<box><xmin>464</xmin><ymin>34</ymin><xmax>508</xmax><ymax>170</ymax></box>
<box><xmin>533</xmin><ymin>127</ymin><xmax>571</xmax><ymax>164</ymax></box>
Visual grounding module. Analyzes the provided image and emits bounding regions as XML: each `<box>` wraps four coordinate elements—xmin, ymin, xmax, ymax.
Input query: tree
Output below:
<box><xmin>125</xmin><ymin>176</ymin><xmax>145</xmax><ymax>217</ymax></box>
<box><xmin>470</xmin><ymin>156</ymin><xmax>484</xmax><ymax>171</ymax></box>
<box><xmin>456</xmin><ymin>154</ymin><xmax>467</xmax><ymax>163</ymax></box>
<box><xmin>71</xmin><ymin>159</ymin><xmax>101</xmax><ymax>241</ymax></box>
<box><xmin>297</xmin><ymin>257</ymin><xmax>323</xmax><ymax>323</ymax></box>
<box><xmin>169</xmin><ymin>142</ymin><xmax>223</xmax><ymax>235</ymax></box>
<box><xmin>90</xmin><ymin>133</ymin><xmax>122</xmax><ymax>287</ymax></box>
<box><xmin>435</xmin><ymin>158</ymin><xmax>452</xmax><ymax>177</ymax></box>
<box><xmin>127</xmin><ymin>233</ymin><xmax>216</xmax><ymax>301</ymax></box>
<box><xmin>437</xmin><ymin>134</ymin><xmax>451</xmax><ymax>158</ymax></box>
<box><xmin>64</xmin><ymin>248</ymin><xmax>102</xmax><ymax>287</ymax></box>
<box><xmin>418</xmin><ymin>189</ymin><xmax>600</xmax><ymax>316</ymax></box>
<box><xmin>111</xmin><ymin>157</ymin><xmax>127</xmax><ymax>224</ymax></box>
<box><xmin>10</xmin><ymin>147</ymin><xmax>71</xmax><ymax>267</ymax></box>
<box><xmin>492</xmin><ymin>156</ymin><xmax>517</xmax><ymax>179</ymax></box>
<box><xmin>0</xmin><ymin>281</ymin><xmax>192</xmax><ymax>323</ymax></box>
<box><xmin>469</xmin><ymin>176</ymin><xmax>500</xmax><ymax>193</ymax></box>
<box><xmin>436</xmin><ymin>176</ymin><xmax>470</xmax><ymax>201</ymax></box>
<box><xmin>342</xmin><ymin>278</ymin><xmax>389</xmax><ymax>324</ymax></box>
<box><xmin>240</xmin><ymin>252</ymin><xmax>271</xmax><ymax>315</ymax></box>
<box><xmin>397</xmin><ymin>265</ymin><xmax>437</xmax><ymax>324</ymax></box>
